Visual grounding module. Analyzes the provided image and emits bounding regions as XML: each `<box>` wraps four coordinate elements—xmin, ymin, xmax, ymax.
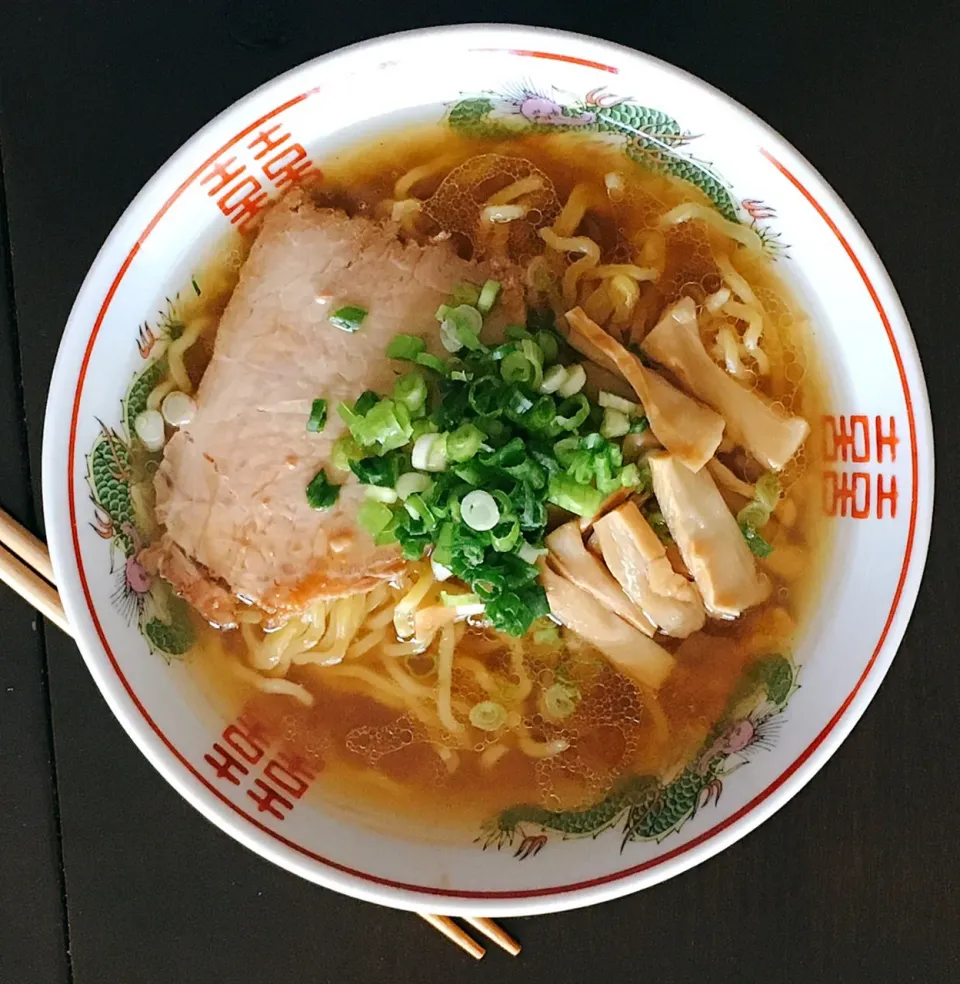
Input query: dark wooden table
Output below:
<box><xmin>1</xmin><ymin>3</ymin><xmax>957</xmax><ymax>982</ymax></box>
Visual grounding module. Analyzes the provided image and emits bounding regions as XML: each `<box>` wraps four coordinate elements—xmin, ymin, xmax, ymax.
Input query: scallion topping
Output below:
<box><xmin>394</xmin><ymin>371</ymin><xmax>428</xmax><ymax>413</ymax></box>
<box><xmin>306</xmin><ymin>469</ymin><xmax>340</xmax><ymax>510</ymax></box>
<box><xmin>461</xmin><ymin>490</ymin><xmax>500</xmax><ymax>531</ymax></box>
<box><xmin>477</xmin><ymin>279</ymin><xmax>501</xmax><ymax>314</ymax></box>
<box><xmin>306</xmin><ymin>398</ymin><xmax>327</xmax><ymax>433</ymax></box>
<box><xmin>386</xmin><ymin>334</ymin><xmax>426</xmax><ymax>361</ymax></box>
<box><xmin>329</xmin><ymin>305</ymin><xmax>367</xmax><ymax>333</ymax></box>
<box><xmin>469</xmin><ymin>700</ymin><xmax>508</xmax><ymax>732</ymax></box>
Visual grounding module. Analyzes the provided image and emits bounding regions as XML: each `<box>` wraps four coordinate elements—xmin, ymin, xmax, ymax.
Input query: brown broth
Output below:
<box><xmin>168</xmin><ymin>122</ymin><xmax>831</xmax><ymax>838</ymax></box>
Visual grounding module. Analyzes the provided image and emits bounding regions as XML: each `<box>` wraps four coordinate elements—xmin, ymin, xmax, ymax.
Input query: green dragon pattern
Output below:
<box><xmin>447</xmin><ymin>87</ymin><xmax>780</xmax><ymax>243</ymax></box>
<box><xmin>85</xmin><ymin>302</ymin><xmax>194</xmax><ymax>660</ymax></box>
<box><xmin>480</xmin><ymin>653</ymin><xmax>797</xmax><ymax>857</ymax></box>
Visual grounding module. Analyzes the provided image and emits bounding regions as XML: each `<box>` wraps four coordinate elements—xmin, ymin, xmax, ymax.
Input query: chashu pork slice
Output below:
<box><xmin>145</xmin><ymin>192</ymin><xmax>504</xmax><ymax>626</ymax></box>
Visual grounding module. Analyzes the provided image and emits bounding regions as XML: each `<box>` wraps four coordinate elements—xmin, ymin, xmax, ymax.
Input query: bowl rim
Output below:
<box><xmin>42</xmin><ymin>23</ymin><xmax>935</xmax><ymax>916</ymax></box>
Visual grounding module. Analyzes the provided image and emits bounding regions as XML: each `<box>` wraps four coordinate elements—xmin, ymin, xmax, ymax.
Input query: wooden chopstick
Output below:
<box><xmin>418</xmin><ymin>914</ymin><xmax>486</xmax><ymax>959</ymax></box>
<box><xmin>0</xmin><ymin>541</ymin><xmax>70</xmax><ymax>634</ymax></box>
<box><xmin>0</xmin><ymin>508</ymin><xmax>55</xmax><ymax>584</ymax></box>
<box><xmin>462</xmin><ymin>916</ymin><xmax>522</xmax><ymax>956</ymax></box>
<box><xmin>0</xmin><ymin>505</ymin><xmax>519</xmax><ymax>960</ymax></box>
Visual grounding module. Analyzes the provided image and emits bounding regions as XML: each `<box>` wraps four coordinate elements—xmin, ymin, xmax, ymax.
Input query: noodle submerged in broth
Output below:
<box><xmin>134</xmin><ymin>124</ymin><xmax>829</xmax><ymax>834</ymax></box>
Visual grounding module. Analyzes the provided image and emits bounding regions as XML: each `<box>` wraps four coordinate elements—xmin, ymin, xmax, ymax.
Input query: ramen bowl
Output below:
<box><xmin>42</xmin><ymin>25</ymin><xmax>933</xmax><ymax>916</ymax></box>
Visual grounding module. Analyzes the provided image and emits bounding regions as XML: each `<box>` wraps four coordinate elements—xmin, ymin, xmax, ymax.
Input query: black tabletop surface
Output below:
<box><xmin>1</xmin><ymin>3</ymin><xmax>958</xmax><ymax>982</ymax></box>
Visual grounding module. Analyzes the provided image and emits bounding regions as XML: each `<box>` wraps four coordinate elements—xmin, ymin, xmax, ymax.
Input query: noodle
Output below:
<box><xmin>229</xmin><ymin>660</ymin><xmax>314</xmax><ymax>706</ymax></box>
<box><xmin>582</xmin><ymin>264</ymin><xmax>657</xmax><ymax>282</ymax></box>
<box><xmin>716</xmin><ymin>325</ymin><xmax>749</xmax><ymax>379</ymax></box>
<box><xmin>660</xmin><ymin>202</ymin><xmax>764</xmax><ymax>252</ymax></box>
<box><xmin>479</xmin><ymin>744</ymin><xmax>509</xmax><ymax>769</ymax></box>
<box><xmin>167</xmin><ymin>317</ymin><xmax>208</xmax><ymax>393</ymax></box>
<box><xmin>146</xmin><ymin>376</ymin><xmax>176</xmax><ymax>411</ymax></box>
<box><xmin>379</xmin><ymin>651</ymin><xmax>434</xmax><ymax>699</ymax></box>
<box><xmin>539</xmin><ymin>228</ymin><xmax>601</xmax><ymax>308</ymax></box>
<box><xmin>346</xmin><ymin>627</ymin><xmax>387</xmax><ymax>660</ymax></box>
<box><xmin>394</xmin><ymin>155</ymin><xmax>457</xmax><ymax>199</ymax></box>
<box><xmin>516</xmin><ymin>730</ymin><xmax>568</xmax><ymax>758</ymax></box>
<box><xmin>485</xmin><ymin>175</ymin><xmax>544</xmax><ymax>205</ymax></box>
<box><xmin>608</xmin><ymin>274</ymin><xmax>640</xmax><ymax>326</ymax></box>
<box><xmin>715</xmin><ymin>253</ymin><xmax>760</xmax><ymax>306</ymax></box>
<box><xmin>457</xmin><ymin>656</ymin><xmax>499</xmax><ymax>695</ymax></box>
<box><xmin>552</xmin><ymin>183</ymin><xmax>596</xmax><ymax>237</ymax></box>
<box><xmin>436</xmin><ymin>624</ymin><xmax>463</xmax><ymax>733</ymax></box>
<box><xmin>481</xmin><ymin>204</ymin><xmax>527</xmax><ymax>224</ymax></box>
<box><xmin>723</xmin><ymin>300</ymin><xmax>769</xmax><ymax>374</ymax></box>
<box><xmin>325</xmin><ymin>664</ymin><xmax>409</xmax><ymax>707</ymax></box>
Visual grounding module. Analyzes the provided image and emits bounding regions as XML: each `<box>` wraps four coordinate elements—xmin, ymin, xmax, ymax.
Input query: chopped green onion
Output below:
<box><xmin>470</xmin><ymin>700</ymin><xmax>508</xmax><ymax>732</ymax></box>
<box><xmin>349</xmin><ymin>455</ymin><xmax>398</xmax><ymax>487</ymax></box>
<box><xmin>522</xmin><ymin>395</ymin><xmax>557</xmax><ymax>433</ymax></box>
<box><xmin>394</xmin><ymin>371</ymin><xmax>428</xmax><ymax>412</ymax></box>
<box><xmin>396</xmin><ymin>472</ymin><xmax>433</xmax><ymax>500</ymax></box>
<box><xmin>386</xmin><ymin>334</ymin><xmax>426</xmax><ymax>361</ymax></box>
<box><xmin>501</xmin><ymin>350</ymin><xmax>535</xmax><ymax>385</ymax></box>
<box><xmin>410</xmin><ymin>418</ymin><xmax>438</xmax><ymax>442</ymax></box>
<box><xmin>737</xmin><ymin>472</ymin><xmax>780</xmax><ymax>556</ymax></box>
<box><xmin>360</xmin><ymin>399</ymin><xmax>413</xmax><ymax>451</ymax></box>
<box><xmin>404</xmin><ymin>493</ymin><xmax>436</xmax><ymax>529</ymax></box>
<box><xmin>547</xmin><ymin>474</ymin><xmax>603</xmax><ymax>518</ymax></box>
<box><xmin>331</xmin><ymin>435</ymin><xmax>364</xmax><ymax>472</ymax></box>
<box><xmin>504</xmin><ymin>387</ymin><xmax>534</xmax><ymax>418</ymax></box>
<box><xmin>599</xmin><ymin>390</ymin><xmax>639</xmax><ymax>415</ymax></box>
<box><xmin>306</xmin><ymin>469</ymin><xmax>340</xmax><ymax>510</ymax></box>
<box><xmin>435</xmin><ymin>303</ymin><xmax>452</xmax><ymax>322</ymax></box>
<box><xmin>741</xmin><ymin>523</ymin><xmax>773</xmax><ymax>557</ymax></box>
<box><xmin>357</xmin><ymin>499</ymin><xmax>393</xmax><ymax>535</ymax></box>
<box><xmin>134</xmin><ymin>409</ymin><xmax>165</xmax><ymax>451</ymax></box>
<box><xmin>461</xmin><ymin>490</ymin><xmax>500</xmax><ymax>531</ymax></box>
<box><xmin>446</xmin><ymin>305</ymin><xmax>484</xmax><ymax>351</ymax></box>
<box><xmin>485</xmin><ymin>585</ymin><xmax>549</xmax><ymax>636</ymax></box>
<box><xmin>517</xmin><ymin>541</ymin><xmax>547</xmax><ymax>565</ymax></box>
<box><xmin>629</xmin><ymin>416</ymin><xmax>650</xmax><ymax>434</ymax></box>
<box><xmin>447</xmin><ymin>423</ymin><xmax>484</xmax><ymax>462</ymax></box>
<box><xmin>440</xmin><ymin>319</ymin><xmax>464</xmax><ymax>353</ymax></box>
<box><xmin>534</xmin><ymin>330</ymin><xmax>560</xmax><ymax>362</ymax></box>
<box><xmin>364</xmin><ymin>485</ymin><xmax>399</xmax><ymax>503</ymax></box>
<box><xmin>553</xmin><ymin>394</ymin><xmax>591</xmax><ymax>432</ymax></box>
<box><xmin>477</xmin><ymin>279</ymin><xmax>501</xmax><ymax>314</ymax></box>
<box><xmin>353</xmin><ymin>390</ymin><xmax>381</xmax><ymax>416</ymax></box>
<box><xmin>619</xmin><ymin>463</ymin><xmax>642</xmax><ymax>488</ymax></box>
<box><xmin>415</xmin><ymin>352</ymin><xmax>447</xmax><ymax>374</ymax></box>
<box><xmin>532</xmin><ymin>618</ymin><xmax>561</xmax><ymax>646</ymax></box>
<box><xmin>451</xmin><ymin>282</ymin><xmax>481</xmax><ymax>306</ymax></box>
<box><xmin>441</xmin><ymin>590</ymin><xmax>482</xmax><ymax>608</ymax></box>
<box><xmin>504</xmin><ymin>325</ymin><xmax>532</xmax><ymax>341</ymax></box>
<box><xmin>491</xmin><ymin>517</ymin><xmax>521</xmax><ymax>553</ymax></box>
<box><xmin>737</xmin><ymin>472</ymin><xmax>781</xmax><ymax>530</ymax></box>
<box><xmin>412</xmin><ymin>432</ymin><xmax>448</xmax><ymax>472</ymax></box>
<box><xmin>544</xmin><ymin>681</ymin><xmax>579</xmax><ymax>719</ymax></box>
<box><xmin>645</xmin><ymin>509</ymin><xmax>673</xmax><ymax>544</ymax></box>
<box><xmin>556</xmin><ymin>363</ymin><xmax>587</xmax><ymax>397</ymax></box>
<box><xmin>329</xmin><ymin>305</ymin><xmax>367</xmax><ymax>333</ymax></box>
<box><xmin>468</xmin><ymin>377</ymin><xmax>502</xmax><ymax>416</ymax></box>
<box><xmin>539</xmin><ymin>364</ymin><xmax>568</xmax><ymax>395</ymax></box>
<box><xmin>431</xmin><ymin>557</ymin><xmax>453</xmax><ymax>581</ymax></box>
<box><xmin>306</xmin><ymin>398</ymin><xmax>328</xmax><ymax>433</ymax></box>
<box><xmin>600</xmin><ymin>407</ymin><xmax>630</xmax><ymax>439</ymax></box>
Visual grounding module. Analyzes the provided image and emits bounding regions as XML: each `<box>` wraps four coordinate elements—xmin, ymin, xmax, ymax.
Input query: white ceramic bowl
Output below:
<box><xmin>42</xmin><ymin>25</ymin><xmax>933</xmax><ymax>916</ymax></box>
